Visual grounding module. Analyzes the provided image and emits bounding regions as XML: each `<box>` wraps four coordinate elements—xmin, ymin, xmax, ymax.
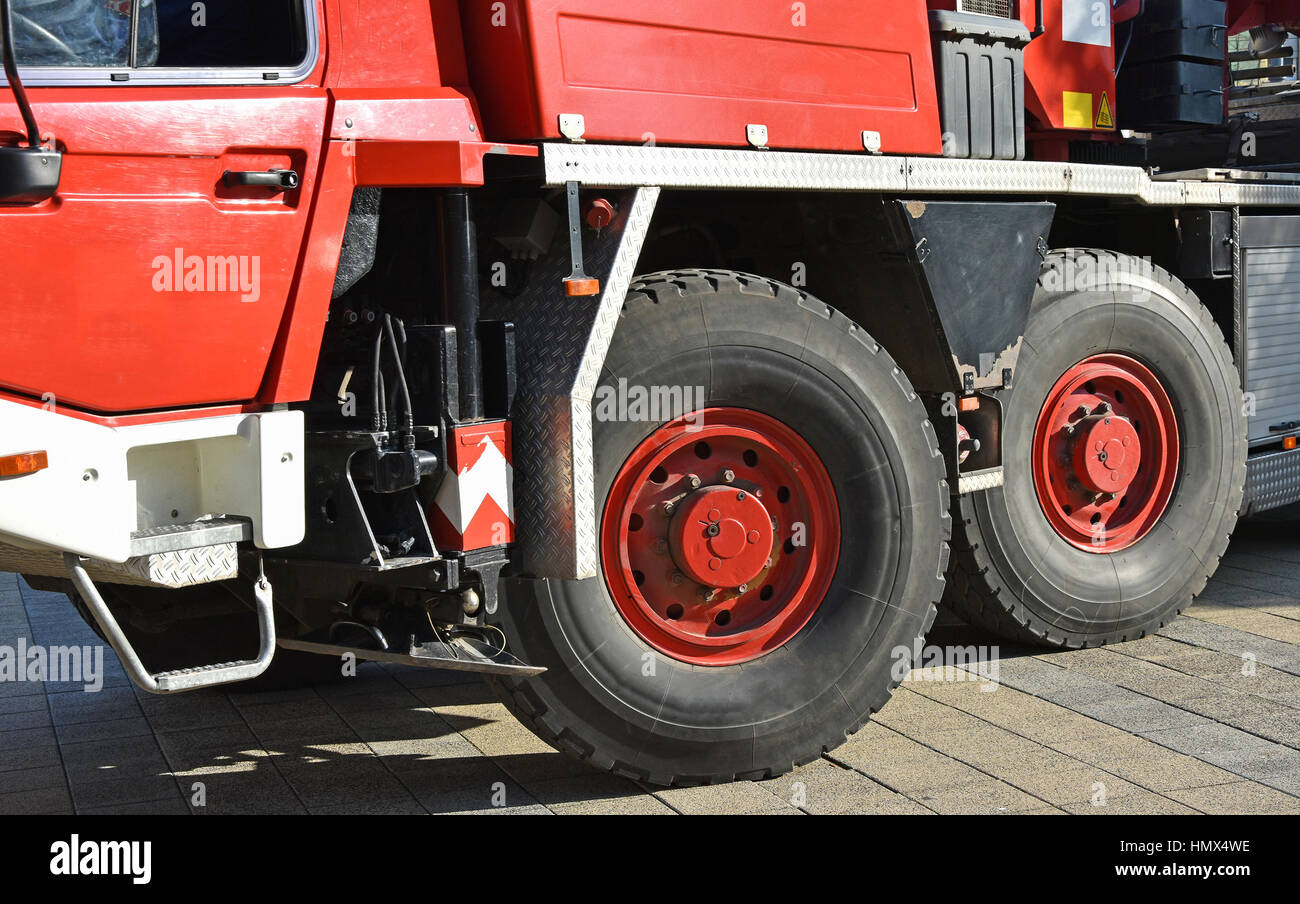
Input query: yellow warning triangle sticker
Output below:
<box><xmin>1096</xmin><ymin>92</ymin><xmax>1115</xmax><ymax>130</ymax></box>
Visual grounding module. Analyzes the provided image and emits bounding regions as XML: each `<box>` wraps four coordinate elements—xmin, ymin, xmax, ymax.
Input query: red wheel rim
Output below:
<box><xmin>601</xmin><ymin>408</ymin><xmax>840</xmax><ymax>666</ymax></box>
<box><xmin>1032</xmin><ymin>354</ymin><xmax>1179</xmax><ymax>553</ymax></box>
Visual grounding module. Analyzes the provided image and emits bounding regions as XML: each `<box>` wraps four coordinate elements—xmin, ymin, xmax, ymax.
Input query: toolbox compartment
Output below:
<box><xmin>1125</xmin><ymin>0</ymin><xmax>1228</xmax><ymax>65</ymax></box>
<box><xmin>1118</xmin><ymin>58</ymin><xmax>1226</xmax><ymax>127</ymax></box>
<box><xmin>929</xmin><ymin>10</ymin><xmax>1030</xmax><ymax>160</ymax></box>
<box><xmin>459</xmin><ymin>0</ymin><xmax>942</xmax><ymax>154</ymax></box>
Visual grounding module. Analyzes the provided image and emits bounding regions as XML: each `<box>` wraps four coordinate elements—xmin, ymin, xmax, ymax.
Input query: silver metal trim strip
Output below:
<box><xmin>542</xmin><ymin>143</ymin><xmax>1300</xmax><ymax>207</ymax></box>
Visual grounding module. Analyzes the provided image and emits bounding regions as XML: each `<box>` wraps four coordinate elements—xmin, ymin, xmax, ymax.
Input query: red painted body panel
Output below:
<box><xmin>0</xmin><ymin>90</ymin><xmax>330</xmax><ymax>413</ymax></box>
<box><xmin>1022</xmin><ymin>2</ymin><xmax>1117</xmax><ymax>135</ymax></box>
<box><xmin>0</xmin><ymin>1</ymin><xmax>509</xmax><ymax>418</ymax></box>
<box><xmin>461</xmin><ymin>0</ymin><xmax>942</xmax><ymax>154</ymax></box>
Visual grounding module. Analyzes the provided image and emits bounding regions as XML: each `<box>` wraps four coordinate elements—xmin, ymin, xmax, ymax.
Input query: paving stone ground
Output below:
<box><xmin>1</xmin><ymin>518</ymin><xmax>1298</xmax><ymax>815</ymax></box>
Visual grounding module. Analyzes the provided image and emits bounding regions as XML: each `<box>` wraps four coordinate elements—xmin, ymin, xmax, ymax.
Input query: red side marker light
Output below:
<box><xmin>0</xmin><ymin>450</ymin><xmax>48</xmax><ymax>478</ymax></box>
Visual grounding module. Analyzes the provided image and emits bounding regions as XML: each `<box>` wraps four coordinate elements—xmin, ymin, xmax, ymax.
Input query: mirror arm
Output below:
<box><xmin>0</xmin><ymin>0</ymin><xmax>42</xmax><ymax>148</ymax></box>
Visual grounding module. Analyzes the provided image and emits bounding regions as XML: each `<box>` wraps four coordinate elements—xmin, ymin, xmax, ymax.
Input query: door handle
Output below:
<box><xmin>222</xmin><ymin>168</ymin><xmax>299</xmax><ymax>191</ymax></box>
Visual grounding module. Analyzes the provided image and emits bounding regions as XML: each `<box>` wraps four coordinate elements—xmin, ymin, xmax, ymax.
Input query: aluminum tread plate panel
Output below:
<box><xmin>1245</xmin><ymin>447</ymin><xmax>1300</xmax><ymax>513</ymax></box>
<box><xmin>483</xmin><ymin>188</ymin><xmax>659</xmax><ymax>579</ymax></box>
<box><xmin>0</xmin><ymin>541</ymin><xmax>240</xmax><ymax>588</ymax></box>
<box><xmin>543</xmin><ymin>143</ymin><xmax>1300</xmax><ymax>207</ymax></box>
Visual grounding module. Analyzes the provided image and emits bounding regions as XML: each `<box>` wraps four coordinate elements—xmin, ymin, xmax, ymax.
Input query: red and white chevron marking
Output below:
<box><xmin>431</xmin><ymin>421</ymin><xmax>514</xmax><ymax>551</ymax></box>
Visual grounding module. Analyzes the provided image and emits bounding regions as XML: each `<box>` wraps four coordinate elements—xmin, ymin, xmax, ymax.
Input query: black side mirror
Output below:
<box><xmin>0</xmin><ymin>144</ymin><xmax>59</xmax><ymax>203</ymax></box>
<box><xmin>0</xmin><ymin>0</ymin><xmax>61</xmax><ymax>204</ymax></box>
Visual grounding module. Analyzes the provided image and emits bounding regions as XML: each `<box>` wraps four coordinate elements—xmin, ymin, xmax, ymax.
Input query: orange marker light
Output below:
<box><xmin>959</xmin><ymin>396</ymin><xmax>981</xmax><ymax>412</ymax></box>
<box><xmin>0</xmin><ymin>450</ymin><xmax>48</xmax><ymax>478</ymax></box>
<box><xmin>564</xmin><ymin>277</ymin><xmax>601</xmax><ymax>297</ymax></box>
<box><xmin>1285</xmin><ymin>436</ymin><xmax>1298</xmax><ymax>451</ymax></box>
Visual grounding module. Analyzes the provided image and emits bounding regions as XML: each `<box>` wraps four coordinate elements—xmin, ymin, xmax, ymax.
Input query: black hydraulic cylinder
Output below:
<box><xmin>441</xmin><ymin>187</ymin><xmax>484</xmax><ymax>421</ymax></box>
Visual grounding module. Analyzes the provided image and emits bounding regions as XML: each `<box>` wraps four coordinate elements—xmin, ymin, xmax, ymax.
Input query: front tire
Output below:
<box><xmin>944</xmin><ymin>250</ymin><xmax>1246</xmax><ymax>647</ymax></box>
<box><xmin>489</xmin><ymin>270</ymin><xmax>950</xmax><ymax>785</ymax></box>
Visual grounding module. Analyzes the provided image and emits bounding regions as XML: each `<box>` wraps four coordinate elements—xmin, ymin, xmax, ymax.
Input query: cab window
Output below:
<box><xmin>11</xmin><ymin>0</ymin><xmax>308</xmax><ymax>73</ymax></box>
<box><xmin>11</xmin><ymin>0</ymin><xmax>156</xmax><ymax>67</ymax></box>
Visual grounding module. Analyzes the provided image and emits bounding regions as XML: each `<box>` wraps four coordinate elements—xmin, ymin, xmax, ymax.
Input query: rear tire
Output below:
<box><xmin>488</xmin><ymin>270</ymin><xmax>950</xmax><ymax>785</ymax></box>
<box><xmin>943</xmin><ymin>250</ymin><xmax>1246</xmax><ymax>648</ymax></box>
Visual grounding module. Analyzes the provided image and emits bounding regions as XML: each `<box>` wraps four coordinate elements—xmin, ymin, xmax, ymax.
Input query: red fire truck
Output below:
<box><xmin>2</xmin><ymin>0</ymin><xmax>1299</xmax><ymax>785</ymax></box>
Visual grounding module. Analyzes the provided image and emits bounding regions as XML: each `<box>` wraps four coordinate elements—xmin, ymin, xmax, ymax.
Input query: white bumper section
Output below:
<box><xmin>0</xmin><ymin>399</ymin><xmax>304</xmax><ymax>563</ymax></box>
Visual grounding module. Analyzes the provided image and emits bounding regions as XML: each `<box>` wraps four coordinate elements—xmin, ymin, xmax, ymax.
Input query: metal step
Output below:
<box><xmin>65</xmin><ymin>553</ymin><xmax>276</xmax><ymax>693</ymax></box>
<box><xmin>129</xmin><ymin>517</ymin><xmax>252</xmax><ymax>555</ymax></box>
<box><xmin>0</xmin><ymin>517</ymin><xmax>253</xmax><ymax>589</ymax></box>
<box><xmin>277</xmin><ymin>634</ymin><xmax>545</xmax><ymax>678</ymax></box>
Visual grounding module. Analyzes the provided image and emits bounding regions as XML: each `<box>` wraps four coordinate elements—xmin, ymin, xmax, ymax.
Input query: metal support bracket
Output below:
<box><xmin>65</xmin><ymin>552</ymin><xmax>276</xmax><ymax>693</ymax></box>
<box><xmin>276</xmin><ymin>634</ymin><xmax>544</xmax><ymax>677</ymax></box>
<box><xmin>562</xmin><ymin>181</ymin><xmax>600</xmax><ymax>296</ymax></box>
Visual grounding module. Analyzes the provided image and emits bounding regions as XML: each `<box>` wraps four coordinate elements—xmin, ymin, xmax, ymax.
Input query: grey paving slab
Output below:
<box><xmin>55</xmin><ymin>715</ymin><xmax>155</xmax><ymax>745</ymax></box>
<box><xmin>0</xmin><ymin>784</ymin><xmax>74</xmax><ymax>815</ymax></box>
<box><xmin>0</xmin><ymin>743</ymin><xmax>63</xmax><ymax>773</ymax></box>
<box><xmin>1160</xmin><ymin>617</ymin><xmax>1300</xmax><ymax>676</ymax></box>
<box><xmin>0</xmin><ymin>764</ymin><xmax>66</xmax><ymax>796</ymax></box>
<box><xmin>652</xmin><ymin>781</ymin><xmax>802</xmax><ymax>815</ymax></box>
<box><xmin>1166</xmin><ymin>781</ymin><xmax>1300</xmax><ymax>814</ymax></box>
<box><xmin>3</xmin><ymin>522</ymin><xmax>1300</xmax><ymax>814</ymax></box>
<box><xmin>80</xmin><ymin>797</ymin><xmax>191</xmax><ymax>815</ymax></box>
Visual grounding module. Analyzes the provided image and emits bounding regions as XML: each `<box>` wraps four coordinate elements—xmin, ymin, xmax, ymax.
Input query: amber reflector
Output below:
<box><xmin>0</xmin><ymin>450</ymin><xmax>48</xmax><ymax>478</ymax></box>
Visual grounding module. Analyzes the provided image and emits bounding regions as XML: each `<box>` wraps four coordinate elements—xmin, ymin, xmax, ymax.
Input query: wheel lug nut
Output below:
<box><xmin>663</xmin><ymin>501</ymin><xmax>675</xmax><ymax>515</ymax></box>
<box><xmin>687</xmin><ymin>474</ymin><xmax>701</xmax><ymax>489</ymax></box>
<box><xmin>722</xmin><ymin>469</ymin><xmax>735</xmax><ymax>483</ymax></box>
<box><xmin>737</xmin><ymin>583</ymin><xmax>748</xmax><ymax>594</ymax></box>
<box><xmin>700</xmin><ymin>587</ymin><xmax>717</xmax><ymax>601</ymax></box>
<box><xmin>671</xmin><ymin>572</ymin><xmax>683</xmax><ymax>585</ymax></box>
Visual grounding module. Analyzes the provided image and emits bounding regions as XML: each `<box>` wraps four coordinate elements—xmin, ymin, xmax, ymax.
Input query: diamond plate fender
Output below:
<box><xmin>483</xmin><ymin>187</ymin><xmax>660</xmax><ymax>579</ymax></box>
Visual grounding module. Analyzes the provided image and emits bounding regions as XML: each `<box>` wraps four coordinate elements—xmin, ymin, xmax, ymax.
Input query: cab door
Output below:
<box><xmin>0</xmin><ymin>0</ymin><xmax>328</xmax><ymax>413</ymax></box>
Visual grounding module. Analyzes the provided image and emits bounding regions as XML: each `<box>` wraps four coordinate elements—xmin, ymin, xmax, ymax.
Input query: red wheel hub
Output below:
<box><xmin>601</xmin><ymin>408</ymin><xmax>840</xmax><ymax>666</ymax></box>
<box><xmin>668</xmin><ymin>486</ymin><xmax>773</xmax><ymax>588</ymax></box>
<box><xmin>1032</xmin><ymin>354</ymin><xmax>1179</xmax><ymax>552</ymax></box>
